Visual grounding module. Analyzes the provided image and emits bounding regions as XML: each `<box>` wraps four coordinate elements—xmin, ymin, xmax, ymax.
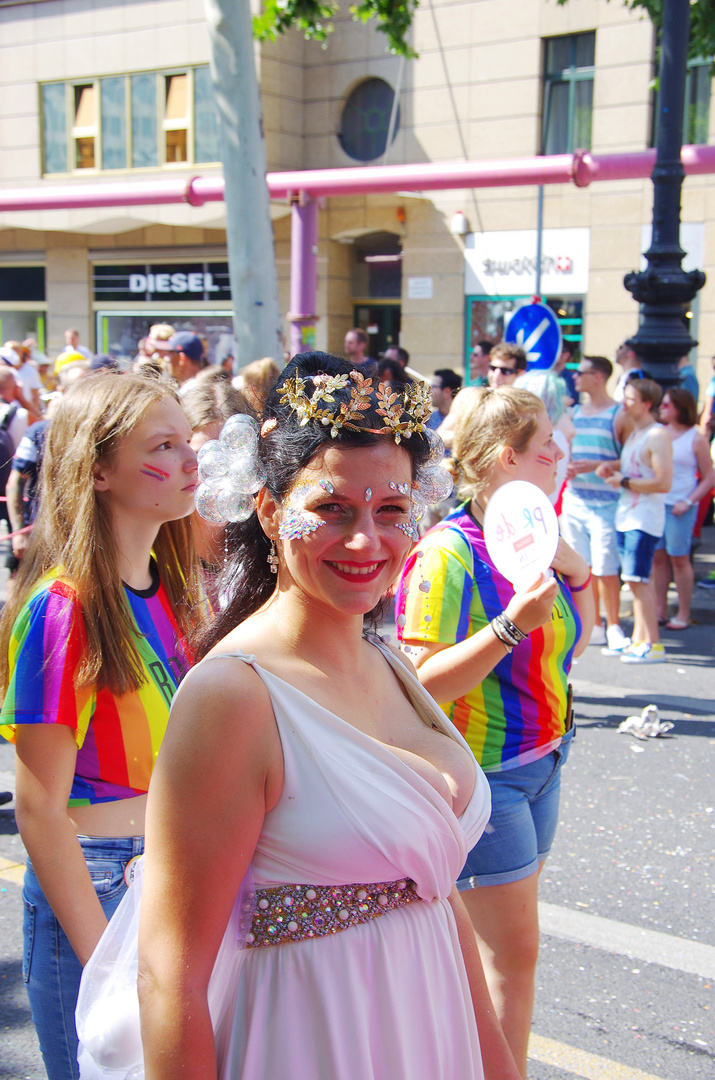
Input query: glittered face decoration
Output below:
<box><xmin>277</xmin><ymin>482</ymin><xmax>328</xmax><ymax>541</ymax></box>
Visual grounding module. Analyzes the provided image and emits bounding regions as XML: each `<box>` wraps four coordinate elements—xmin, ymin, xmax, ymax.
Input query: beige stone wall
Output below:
<box><xmin>0</xmin><ymin>0</ymin><xmax>713</xmax><ymax>389</ymax></box>
<box><xmin>0</xmin><ymin>0</ymin><xmax>213</xmax><ymax>186</ymax></box>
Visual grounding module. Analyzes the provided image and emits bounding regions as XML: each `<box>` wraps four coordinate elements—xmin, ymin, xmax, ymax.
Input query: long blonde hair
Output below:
<box><xmin>452</xmin><ymin>386</ymin><xmax>545</xmax><ymax>496</ymax></box>
<box><xmin>0</xmin><ymin>373</ymin><xmax>204</xmax><ymax>697</ymax></box>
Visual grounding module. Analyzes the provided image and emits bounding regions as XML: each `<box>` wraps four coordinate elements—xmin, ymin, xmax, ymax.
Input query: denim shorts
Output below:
<box><xmin>655</xmin><ymin>503</ymin><xmax>698</xmax><ymax>557</ymax></box>
<box><xmin>560</xmin><ymin>498</ymin><xmax>620</xmax><ymax>577</ymax></box>
<box><xmin>23</xmin><ymin>834</ymin><xmax>144</xmax><ymax>1080</ymax></box>
<box><xmin>616</xmin><ymin>528</ymin><xmax>661</xmax><ymax>582</ymax></box>
<box><xmin>457</xmin><ymin>728</ymin><xmax>574</xmax><ymax>889</ymax></box>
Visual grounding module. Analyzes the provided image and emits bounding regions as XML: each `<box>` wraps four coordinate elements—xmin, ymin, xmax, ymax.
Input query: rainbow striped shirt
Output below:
<box><xmin>396</xmin><ymin>506</ymin><xmax>580</xmax><ymax>772</ymax></box>
<box><xmin>0</xmin><ymin>567</ymin><xmax>192</xmax><ymax>805</ymax></box>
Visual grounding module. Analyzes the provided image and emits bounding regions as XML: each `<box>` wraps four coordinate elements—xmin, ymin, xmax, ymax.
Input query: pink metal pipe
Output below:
<box><xmin>288</xmin><ymin>197</ymin><xmax>318</xmax><ymax>358</ymax></box>
<box><xmin>266</xmin><ymin>153</ymin><xmax>579</xmax><ymax>198</ymax></box>
<box><xmin>1</xmin><ymin>145</ymin><xmax>714</xmax><ymax>213</ymax></box>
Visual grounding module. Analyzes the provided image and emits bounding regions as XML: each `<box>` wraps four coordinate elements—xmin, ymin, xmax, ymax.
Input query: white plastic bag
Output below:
<box><xmin>76</xmin><ymin>857</ymin><xmax>252</xmax><ymax>1079</ymax></box>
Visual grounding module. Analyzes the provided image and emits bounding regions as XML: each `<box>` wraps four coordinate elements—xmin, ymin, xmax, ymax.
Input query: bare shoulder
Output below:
<box><xmin>169</xmin><ymin>647</ymin><xmax>275</xmax><ymax>746</ymax></box>
<box><xmin>649</xmin><ymin>423</ymin><xmax>672</xmax><ymax>449</ymax></box>
<box><xmin>693</xmin><ymin>430</ymin><xmax>711</xmax><ymax>455</ymax></box>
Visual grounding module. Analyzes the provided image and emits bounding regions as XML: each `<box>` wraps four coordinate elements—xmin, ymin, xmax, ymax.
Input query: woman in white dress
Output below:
<box><xmin>137</xmin><ymin>353</ymin><xmax>520</xmax><ymax>1080</ymax></box>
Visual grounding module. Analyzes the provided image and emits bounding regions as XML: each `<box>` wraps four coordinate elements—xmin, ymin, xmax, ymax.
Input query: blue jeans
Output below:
<box><xmin>457</xmin><ymin>728</ymin><xmax>575</xmax><ymax>889</ymax></box>
<box><xmin>22</xmin><ymin>834</ymin><xmax>144</xmax><ymax>1080</ymax></box>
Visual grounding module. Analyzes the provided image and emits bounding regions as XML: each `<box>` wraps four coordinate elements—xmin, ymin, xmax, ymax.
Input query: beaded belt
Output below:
<box><xmin>245</xmin><ymin>878</ymin><xmax>418</xmax><ymax>949</ymax></box>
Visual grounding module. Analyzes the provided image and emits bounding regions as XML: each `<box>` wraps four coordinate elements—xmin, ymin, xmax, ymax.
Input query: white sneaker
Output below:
<box><xmin>606</xmin><ymin>624</ymin><xmax>629</xmax><ymax>651</ymax></box>
<box><xmin>589</xmin><ymin>623</ymin><xmax>607</xmax><ymax>646</ymax></box>
<box><xmin>601</xmin><ymin>633</ymin><xmax>633</xmax><ymax>657</ymax></box>
<box><xmin>621</xmin><ymin>642</ymin><xmax>666</xmax><ymax>664</ymax></box>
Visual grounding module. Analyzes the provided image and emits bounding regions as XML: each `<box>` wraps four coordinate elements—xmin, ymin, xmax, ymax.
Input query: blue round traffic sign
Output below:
<box><xmin>504</xmin><ymin>302</ymin><xmax>563</xmax><ymax>371</ymax></box>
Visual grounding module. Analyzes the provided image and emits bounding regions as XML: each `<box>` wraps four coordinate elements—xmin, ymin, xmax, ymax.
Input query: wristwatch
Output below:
<box><xmin>620</xmin><ymin>477</ymin><xmax>631</xmax><ymax>489</ymax></box>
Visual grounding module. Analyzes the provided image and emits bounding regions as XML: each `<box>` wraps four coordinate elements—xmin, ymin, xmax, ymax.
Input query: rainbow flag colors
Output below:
<box><xmin>396</xmin><ymin>507</ymin><xmax>580</xmax><ymax>772</ymax></box>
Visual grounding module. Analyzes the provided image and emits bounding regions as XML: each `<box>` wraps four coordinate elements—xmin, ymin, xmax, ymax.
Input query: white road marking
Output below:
<box><xmin>540</xmin><ymin>901</ymin><xmax>715</xmax><ymax>980</ymax></box>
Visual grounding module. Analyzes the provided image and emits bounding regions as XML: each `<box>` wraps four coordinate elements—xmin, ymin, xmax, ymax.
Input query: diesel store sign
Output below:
<box><xmin>93</xmin><ymin>262</ymin><xmax>231</xmax><ymax>302</ymax></box>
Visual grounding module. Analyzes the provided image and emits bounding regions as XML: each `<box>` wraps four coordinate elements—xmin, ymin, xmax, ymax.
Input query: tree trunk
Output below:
<box><xmin>204</xmin><ymin>0</ymin><xmax>283</xmax><ymax>367</ymax></box>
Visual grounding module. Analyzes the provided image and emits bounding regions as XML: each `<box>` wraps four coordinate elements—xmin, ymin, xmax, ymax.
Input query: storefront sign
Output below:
<box><xmin>128</xmin><ymin>272</ymin><xmax>220</xmax><ymax>294</ymax></box>
<box><xmin>93</xmin><ymin>262</ymin><xmax>231</xmax><ymax>302</ymax></box>
<box><xmin>464</xmin><ymin>229</ymin><xmax>589</xmax><ymax>296</ymax></box>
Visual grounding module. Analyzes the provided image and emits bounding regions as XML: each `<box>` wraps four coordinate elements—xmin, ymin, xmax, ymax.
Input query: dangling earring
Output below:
<box><xmin>267</xmin><ymin>539</ymin><xmax>279</xmax><ymax>574</ymax></box>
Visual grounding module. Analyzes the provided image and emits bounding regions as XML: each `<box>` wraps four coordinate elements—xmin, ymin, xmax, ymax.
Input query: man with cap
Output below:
<box><xmin>166</xmin><ymin>331</ymin><xmax>206</xmax><ymax>394</ymax></box>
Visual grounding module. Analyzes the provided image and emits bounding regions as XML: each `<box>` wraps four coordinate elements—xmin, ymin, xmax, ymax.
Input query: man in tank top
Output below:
<box><xmin>561</xmin><ymin>356</ymin><xmax>633</xmax><ymax>652</ymax></box>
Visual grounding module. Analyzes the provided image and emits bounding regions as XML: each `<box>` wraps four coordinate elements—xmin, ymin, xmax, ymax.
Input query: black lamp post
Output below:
<box><xmin>623</xmin><ymin>0</ymin><xmax>705</xmax><ymax>387</ymax></box>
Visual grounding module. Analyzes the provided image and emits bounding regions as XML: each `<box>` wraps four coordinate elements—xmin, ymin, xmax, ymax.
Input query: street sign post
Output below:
<box><xmin>504</xmin><ymin>302</ymin><xmax>562</xmax><ymax>371</ymax></box>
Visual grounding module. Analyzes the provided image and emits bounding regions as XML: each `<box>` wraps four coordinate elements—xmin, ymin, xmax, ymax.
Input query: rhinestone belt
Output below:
<box><xmin>245</xmin><ymin>878</ymin><xmax>419</xmax><ymax>949</ymax></box>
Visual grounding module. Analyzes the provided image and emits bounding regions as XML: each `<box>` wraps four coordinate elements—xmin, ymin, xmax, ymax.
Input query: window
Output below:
<box><xmin>652</xmin><ymin>58</ymin><xmax>711</xmax><ymax>146</ymax></box>
<box><xmin>73</xmin><ymin>84</ymin><xmax>97</xmax><ymax>168</ymax></box>
<box><xmin>164</xmin><ymin>74</ymin><xmax>189</xmax><ymax>162</ymax></box>
<box><xmin>542</xmin><ymin>33</ymin><xmax>595</xmax><ymax>155</ymax></box>
<box><xmin>40</xmin><ymin>67</ymin><xmax>221</xmax><ymax>175</ymax></box>
<box><xmin>684</xmin><ymin>61</ymin><xmax>711</xmax><ymax>144</ymax></box>
<box><xmin>339</xmin><ymin>78</ymin><xmax>399</xmax><ymax>162</ymax></box>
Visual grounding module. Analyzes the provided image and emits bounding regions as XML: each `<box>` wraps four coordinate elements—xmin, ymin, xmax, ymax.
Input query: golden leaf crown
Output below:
<box><xmin>277</xmin><ymin>370</ymin><xmax>433</xmax><ymax>443</ymax></box>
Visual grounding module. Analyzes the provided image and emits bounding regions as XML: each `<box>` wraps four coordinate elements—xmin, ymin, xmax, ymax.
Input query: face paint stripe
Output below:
<box><xmin>141</xmin><ymin>463</ymin><xmax>170</xmax><ymax>480</ymax></box>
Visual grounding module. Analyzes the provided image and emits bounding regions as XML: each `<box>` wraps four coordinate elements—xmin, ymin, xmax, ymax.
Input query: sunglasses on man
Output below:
<box><xmin>489</xmin><ymin>365</ymin><xmax>517</xmax><ymax>375</ymax></box>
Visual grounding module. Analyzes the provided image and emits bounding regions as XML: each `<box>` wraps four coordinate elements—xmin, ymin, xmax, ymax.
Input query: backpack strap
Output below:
<box><xmin>0</xmin><ymin>402</ymin><xmax>18</xmax><ymax>432</ymax></box>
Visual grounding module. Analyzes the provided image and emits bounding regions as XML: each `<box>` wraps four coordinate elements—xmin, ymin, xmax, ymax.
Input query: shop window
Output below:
<box><xmin>339</xmin><ymin>78</ymin><xmax>399</xmax><ymax>162</ymax></box>
<box><xmin>541</xmin><ymin>33</ymin><xmax>595</xmax><ymax>155</ymax></box>
<box><xmin>41</xmin><ymin>67</ymin><xmax>220</xmax><ymax>175</ymax></box>
<box><xmin>73</xmin><ymin>84</ymin><xmax>96</xmax><ymax>169</ymax></box>
<box><xmin>651</xmin><ymin>58</ymin><xmax>711</xmax><ymax>146</ymax></box>
<box><xmin>465</xmin><ymin>295</ymin><xmax>583</xmax><ymax>375</ymax></box>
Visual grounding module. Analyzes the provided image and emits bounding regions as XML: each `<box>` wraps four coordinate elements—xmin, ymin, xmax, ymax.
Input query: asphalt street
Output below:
<box><xmin>1</xmin><ymin>529</ymin><xmax>713</xmax><ymax>1080</ymax></box>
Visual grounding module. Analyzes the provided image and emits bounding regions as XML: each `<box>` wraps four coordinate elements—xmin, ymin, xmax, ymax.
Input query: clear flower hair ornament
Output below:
<box><xmin>194</xmin><ymin>409</ymin><xmax>454</xmax><ymax>534</ymax></box>
<box><xmin>195</xmin><ymin>414</ymin><xmax>266</xmax><ymax>525</ymax></box>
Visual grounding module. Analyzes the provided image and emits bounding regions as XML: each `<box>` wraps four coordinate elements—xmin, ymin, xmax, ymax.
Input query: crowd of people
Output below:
<box><xmin>0</xmin><ymin>326</ymin><xmax>712</xmax><ymax>1080</ymax></box>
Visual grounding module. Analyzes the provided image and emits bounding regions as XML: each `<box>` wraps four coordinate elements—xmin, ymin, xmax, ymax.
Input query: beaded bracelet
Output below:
<box><xmin>495</xmin><ymin>611</ymin><xmax>527</xmax><ymax>644</ymax></box>
<box><xmin>569</xmin><ymin>571</ymin><xmax>592</xmax><ymax>593</ymax></box>
<box><xmin>490</xmin><ymin>612</ymin><xmax>527</xmax><ymax>650</ymax></box>
<box><xmin>490</xmin><ymin>619</ymin><xmax>513</xmax><ymax>653</ymax></box>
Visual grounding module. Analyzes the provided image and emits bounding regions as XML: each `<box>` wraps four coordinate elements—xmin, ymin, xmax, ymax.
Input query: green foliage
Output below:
<box><xmin>253</xmin><ymin>0</ymin><xmax>419</xmax><ymax>57</ymax></box>
<box><xmin>556</xmin><ymin>0</ymin><xmax>715</xmax><ymax>64</ymax></box>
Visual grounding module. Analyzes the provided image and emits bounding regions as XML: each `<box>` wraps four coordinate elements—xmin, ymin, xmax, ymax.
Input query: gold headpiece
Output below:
<box><xmin>277</xmin><ymin>370</ymin><xmax>433</xmax><ymax>443</ymax></box>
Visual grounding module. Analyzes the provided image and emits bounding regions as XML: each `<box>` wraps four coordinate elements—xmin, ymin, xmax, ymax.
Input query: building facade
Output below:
<box><xmin>0</xmin><ymin>0</ymin><xmax>713</xmax><ymax>390</ymax></box>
